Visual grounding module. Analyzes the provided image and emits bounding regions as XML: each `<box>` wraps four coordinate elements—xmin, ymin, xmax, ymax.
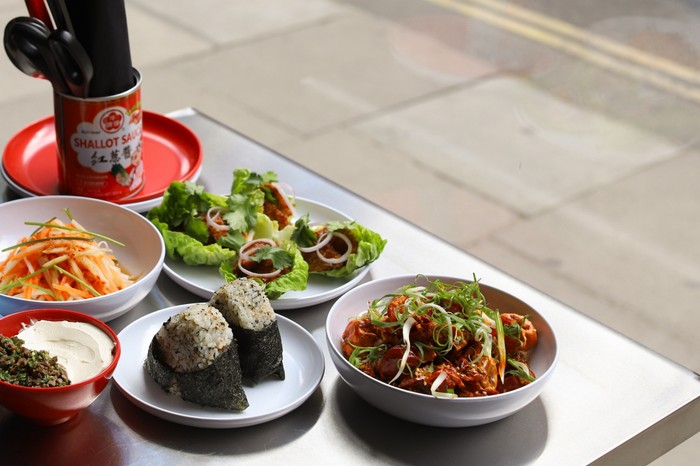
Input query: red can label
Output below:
<box><xmin>55</xmin><ymin>74</ymin><xmax>144</xmax><ymax>200</ymax></box>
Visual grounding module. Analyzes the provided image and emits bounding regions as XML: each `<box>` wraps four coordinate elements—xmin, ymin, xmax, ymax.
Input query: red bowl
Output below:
<box><xmin>0</xmin><ymin>309</ymin><xmax>121</xmax><ymax>425</ymax></box>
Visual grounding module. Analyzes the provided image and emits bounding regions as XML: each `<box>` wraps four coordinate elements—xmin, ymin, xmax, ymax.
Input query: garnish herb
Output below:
<box><xmin>291</xmin><ymin>214</ymin><xmax>317</xmax><ymax>248</ymax></box>
<box><xmin>0</xmin><ymin>335</ymin><xmax>70</xmax><ymax>387</ymax></box>
<box><xmin>250</xmin><ymin>245</ymin><xmax>294</xmax><ymax>269</ymax></box>
<box><xmin>341</xmin><ymin>276</ymin><xmax>539</xmax><ymax>398</ymax></box>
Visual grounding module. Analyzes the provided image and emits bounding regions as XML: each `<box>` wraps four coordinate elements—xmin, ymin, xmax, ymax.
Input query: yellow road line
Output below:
<box><xmin>470</xmin><ymin>0</ymin><xmax>700</xmax><ymax>87</ymax></box>
<box><xmin>423</xmin><ymin>0</ymin><xmax>700</xmax><ymax>102</ymax></box>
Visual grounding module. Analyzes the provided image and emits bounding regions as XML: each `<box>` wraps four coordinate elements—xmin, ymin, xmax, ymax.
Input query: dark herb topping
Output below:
<box><xmin>0</xmin><ymin>334</ymin><xmax>70</xmax><ymax>388</ymax></box>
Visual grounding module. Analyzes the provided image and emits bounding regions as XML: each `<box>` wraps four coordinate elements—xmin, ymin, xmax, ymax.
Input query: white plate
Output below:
<box><xmin>112</xmin><ymin>304</ymin><xmax>324</xmax><ymax>428</ymax></box>
<box><xmin>1</xmin><ymin>163</ymin><xmax>202</xmax><ymax>214</ymax></box>
<box><xmin>162</xmin><ymin>198</ymin><xmax>372</xmax><ymax>309</ymax></box>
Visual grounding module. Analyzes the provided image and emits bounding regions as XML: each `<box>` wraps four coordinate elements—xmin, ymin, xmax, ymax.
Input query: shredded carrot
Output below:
<box><xmin>0</xmin><ymin>214</ymin><xmax>134</xmax><ymax>301</ymax></box>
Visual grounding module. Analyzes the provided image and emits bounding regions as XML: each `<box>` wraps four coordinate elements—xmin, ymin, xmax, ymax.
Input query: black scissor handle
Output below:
<box><xmin>4</xmin><ymin>17</ymin><xmax>49</xmax><ymax>76</ymax></box>
<box><xmin>3</xmin><ymin>16</ymin><xmax>68</xmax><ymax>94</ymax></box>
<box><xmin>49</xmin><ymin>29</ymin><xmax>93</xmax><ymax>98</ymax></box>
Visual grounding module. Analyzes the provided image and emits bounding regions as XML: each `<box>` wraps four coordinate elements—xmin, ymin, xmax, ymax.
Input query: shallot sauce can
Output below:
<box><xmin>54</xmin><ymin>69</ymin><xmax>144</xmax><ymax>200</ymax></box>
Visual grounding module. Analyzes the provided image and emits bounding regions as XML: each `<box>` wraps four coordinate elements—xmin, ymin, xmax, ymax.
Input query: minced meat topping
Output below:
<box><xmin>0</xmin><ymin>334</ymin><xmax>70</xmax><ymax>388</ymax></box>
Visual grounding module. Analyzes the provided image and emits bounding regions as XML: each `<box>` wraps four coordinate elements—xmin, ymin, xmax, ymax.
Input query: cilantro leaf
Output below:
<box><xmin>291</xmin><ymin>214</ymin><xmax>318</xmax><ymax>248</ymax></box>
<box><xmin>250</xmin><ymin>245</ymin><xmax>294</xmax><ymax>269</ymax></box>
<box><xmin>231</xmin><ymin>168</ymin><xmax>277</xmax><ymax>195</ymax></box>
<box><xmin>216</xmin><ymin>231</ymin><xmax>247</xmax><ymax>251</ymax></box>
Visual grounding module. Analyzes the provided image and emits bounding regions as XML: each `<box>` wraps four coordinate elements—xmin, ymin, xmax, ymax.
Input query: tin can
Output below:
<box><xmin>54</xmin><ymin>69</ymin><xmax>144</xmax><ymax>200</ymax></box>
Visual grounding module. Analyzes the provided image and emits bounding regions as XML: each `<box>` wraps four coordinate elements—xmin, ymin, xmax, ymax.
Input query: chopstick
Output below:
<box><xmin>46</xmin><ymin>0</ymin><xmax>75</xmax><ymax>34</ymax></box>
<box><xmin>23</xmin><ymin>0</ymin><xmax>54</xmax><ymax>29</ymax></box>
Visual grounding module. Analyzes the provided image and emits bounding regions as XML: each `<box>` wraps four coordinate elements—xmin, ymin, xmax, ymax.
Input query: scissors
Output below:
<box><xmin>4</xmin><ymin>16</ymin><xmax>93</xmax><ymax>97</ymax></box>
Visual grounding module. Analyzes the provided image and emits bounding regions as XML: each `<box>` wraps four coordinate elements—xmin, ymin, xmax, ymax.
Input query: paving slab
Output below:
<box><xmin>279</xmin><ymin>127</ymin><xmax>517</xmax><ymax>246</ymax></box>
<box><xmin>166</xmin><ymin>13</ymin><xmax>493</xmax><ymax>135</ymax></box>
<box><xmin>129</xmin><ymin>0</ymin><xmax>349</xmax><ymax>45</ymax></box>
<box><xmin>355</xmin><ymin>76</ymin><xmax>684</xmax><ymax>216</ymax></box>
<box><xmin>126</xmin><ymin>3</ymin><xmax>211</xmax><ymax>67</ymax></box>
<box><xmin>141</xmin><ymin>66</ymin><xmax>298</xmax><ymax>150</ymax></box>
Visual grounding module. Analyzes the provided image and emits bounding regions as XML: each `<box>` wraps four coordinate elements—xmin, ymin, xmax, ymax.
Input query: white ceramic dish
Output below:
<box><xmin>0</xmin><ymin>196</ymin><xmax>165</xmax><ymax>321</ymax></box>
<box><xmin>162</xmin><ymin>197</ymin><xmax>372</xmax><ymax>309</ymax></box>
<box><xmin>113</xmin><ymin>304</ymin><xmax>325</xmax><ymax>428</ymax></box>
<box><xmin>326</xmin><ymin>275</ymin><xmax>559</xmax><ymax>427</ymax></box>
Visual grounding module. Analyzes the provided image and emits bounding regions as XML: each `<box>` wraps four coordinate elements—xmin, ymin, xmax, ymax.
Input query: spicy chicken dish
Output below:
<box><xmin>341</xmin><ymin>277</ymin><xmax>539</xmax><ymax>398</ymax></box>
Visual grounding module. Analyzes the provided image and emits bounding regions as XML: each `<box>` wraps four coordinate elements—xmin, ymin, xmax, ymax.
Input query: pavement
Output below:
<box><xmin>0</xmin><ymin>0</ymin><xmax>697</xmax><ymax>463</ymax></box>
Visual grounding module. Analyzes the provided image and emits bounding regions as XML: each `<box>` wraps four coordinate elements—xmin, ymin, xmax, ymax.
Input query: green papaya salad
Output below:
<box><xmin>147</xmin><ymin>168</ymin><xmax>387</xmax><ymax>299</ymax></box>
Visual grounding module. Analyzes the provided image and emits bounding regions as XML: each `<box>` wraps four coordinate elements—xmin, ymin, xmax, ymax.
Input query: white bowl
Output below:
<box><xmin>0</xmin><ymin>196</ymin><xmax>165</xmax><ymax>321</ymax></box>
<box><xmin>326</xmin><ymin>274</ymin><xmax>559</xmax><ymax>427</ymax></box>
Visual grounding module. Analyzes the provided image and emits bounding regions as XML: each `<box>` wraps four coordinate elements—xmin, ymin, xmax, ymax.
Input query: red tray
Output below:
<box><xmin>2</xmin><ymin>111</ymin><xmax>203</xmax><ymax>204</ymax></box>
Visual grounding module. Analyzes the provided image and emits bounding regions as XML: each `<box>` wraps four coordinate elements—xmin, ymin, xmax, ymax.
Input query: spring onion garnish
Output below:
<box><xmin>348</xmin><ymin>343</ymin><xmax>387</xmax><ymax>368</ymax></box>
<box><xmin>22</xmin><ymin>222</ymin><xmax>125</xmax><ymax>247</ymax></box>
<box><xmin>507</xmin><ymin>358</ymin><xmax>536</xmax><ymax>382</ymax></box>
<box><xmin>53</xmin><ymin>265</ymin><xmax>101</xmax><ymax>297</ymax></box>
<box><xmin>341</xmin><ymin>276</ymin><xmax>539</xmax><ymax>398</ymax></box>
<box><xmin>0</xmin><ymin>255</ymin><xmax>70</xmax><ymax>293</ymax></box>
<box><xmin>388</xmin><ymin>316</ymin><xmax>416</xmax><ymax>385</ymax></box>
<box><xmin>2</xmin><ymin>236</ymin><xmax>94</xmax><ymax>253</ymax></box>
<box><xmin>417</xmin><ymin>302</ymin><xmax>453</xmax><ymax>351</ymax></box>
<box><xmin>495</xmin><ymin>310</ymin><xmax>506</xmax><ymax>383</ymax></box>
<box><xmin>471</xmin><ymin>312</ymin><xmax>493</xmax><ymax>362</ymax></box>
<box><xmin>404</xmin><ymin>286</ymin><xmax>428</xmax><ymax>300</ymax></box>
<box><xmin>430</xmin><ymin>370</ymin><xmax>458</xmax><ymax>399</ymax></box>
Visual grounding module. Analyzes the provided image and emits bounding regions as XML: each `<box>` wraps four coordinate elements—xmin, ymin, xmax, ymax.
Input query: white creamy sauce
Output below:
<box><xmin>17</xmin><ymin>320</ymin><xmax>114</xmax><ymax>384</ymax></box>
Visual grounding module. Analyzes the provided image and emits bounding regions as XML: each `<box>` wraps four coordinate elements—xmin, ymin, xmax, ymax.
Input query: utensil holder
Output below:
<box><xmin>54</xmin><ymin>68</ymin><xmax>143</xmax><ymax>200</ymax></box>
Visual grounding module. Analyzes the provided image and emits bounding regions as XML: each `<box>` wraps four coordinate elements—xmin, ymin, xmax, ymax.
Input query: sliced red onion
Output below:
<box><xmin>239</xmin><ymin>238</ymin><xmax>276</xmax><ymax>262</ymax></box>
<box><xmin>298</xmin><ymin>229</ymin><xmax>333</xmax><ymax>253</ymax></box>
<box><xmin>316</xmin><ymin>232</ymin><xmax>352</xmax><ymax>264</ymax></box>
<box><xmin>237</xmin><ymin>261</ymin><xmax>283</xmax><ymax>279</ymax></box>
<box><xmin>206</xmin><ymin>206</ymin><xmax>230</xmax><ymax>232</ymax></box>
<box><xmin>237</xmin><ymin>238</ymin><xmax>282</xmax><ymax>279</ymax></box>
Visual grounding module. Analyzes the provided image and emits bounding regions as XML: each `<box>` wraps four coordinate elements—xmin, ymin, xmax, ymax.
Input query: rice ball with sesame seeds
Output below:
<box><xmin>145</xmin><ymin>303</ymin><xmax>249</xmax><ymax>411</ymax></box>
<box><xmin>210</xmin><ymin>278</ymin><xmax>285</xmax><ymax>384</ymax></box>
<box><xmin>154</xmin><ymin>304</ymin><xmax>233</xmax><ymax>372</ymax></box>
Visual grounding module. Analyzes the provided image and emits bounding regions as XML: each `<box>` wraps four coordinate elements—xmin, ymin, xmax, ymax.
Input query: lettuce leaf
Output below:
<box><xmin>147</xmin><ymin>181</ymin><xmax>241</xmax><ymax>265</ymax></box>
<box><xmin>147</xmin><ymin>181</ymin><xmax>226</xmax><ymax>230</ymax></box>
<box><xmin>147</xmin><ymin>174</ymin><xmax>286</xmax><ymax>266</ymax></box>
<box><xmin>219</xmin><ymin>244</ymin><xmax>308</xmax><ymax>299</ymax></box>
<box><xmin>263</xmin><ymin>247</ymin><xmax>308</xmax><ymax>299</ymax></box>
<box><xmin>218</xmin><ymin>168</ymin><xmax>281</xmax><ymax>232</ymax></box>
<box><xmin>317</xmin><ymin>221</ymin><xmax>387</xmax><ymax>278</ymax></box>
<box><xmin>150</xmin><ymin>218</ymin><xmax>236</xmax><ymax>266</ymax></box>
<box><xmin>254</xmin><ymin>212</ymin><xmax>295</xmax><ymax>244</ymax></box>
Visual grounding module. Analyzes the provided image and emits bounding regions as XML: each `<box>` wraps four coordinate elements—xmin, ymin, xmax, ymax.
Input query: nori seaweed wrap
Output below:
<box><xmin>145</xmin><ymin>304</ymin><xmax>249</xmax><ymax>411</ymax></box>
<box><xmin>210</xmin><ymin>278</ymin><xmax>285</xmax><ymax>384</ymax></box>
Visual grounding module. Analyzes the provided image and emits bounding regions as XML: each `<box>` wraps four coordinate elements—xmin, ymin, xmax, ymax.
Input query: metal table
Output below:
<box><xmin>1</xmin><ymin>108</ymin><xmax>698</xmax><ymax>465</ymax></box>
